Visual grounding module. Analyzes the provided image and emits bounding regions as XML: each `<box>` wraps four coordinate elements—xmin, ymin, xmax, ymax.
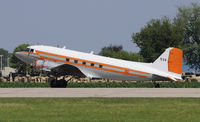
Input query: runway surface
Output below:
<box><xmin>0</xmin><ymin>88</ymin><xmax>200</xmax><ymax>98</ymax></box>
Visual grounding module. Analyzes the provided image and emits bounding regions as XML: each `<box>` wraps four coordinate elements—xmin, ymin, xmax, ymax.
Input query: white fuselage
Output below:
<box><xmin>15</xmin><ymin>45</ymin><xmax>182</xmax><ymax>81</ymax></box>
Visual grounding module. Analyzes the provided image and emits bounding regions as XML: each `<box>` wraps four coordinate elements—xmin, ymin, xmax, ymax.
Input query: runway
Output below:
<box><xmin>0</xmin><ymin>88</ymin><xmax>200</xmax><ymax>98</ymax></box>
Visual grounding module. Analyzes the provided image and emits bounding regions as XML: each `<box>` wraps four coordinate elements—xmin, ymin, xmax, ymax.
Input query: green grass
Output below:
<box><xmin>0</xmin><ymin>98</ymin><xmax>200</xmax><ymax>121</ymax></box>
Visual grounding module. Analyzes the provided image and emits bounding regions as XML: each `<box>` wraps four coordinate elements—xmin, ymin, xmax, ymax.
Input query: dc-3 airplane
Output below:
<box><xmin>15</xmin><ymin>45</ymin><xmax>183</xmax><ymax>87</ymax></box>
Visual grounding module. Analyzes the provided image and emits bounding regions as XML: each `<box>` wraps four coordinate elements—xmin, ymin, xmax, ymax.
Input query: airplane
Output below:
<box><xmin>15</xmin><ymin>45</ymin><xmax>183</xmax><ymax>87</ymax></box>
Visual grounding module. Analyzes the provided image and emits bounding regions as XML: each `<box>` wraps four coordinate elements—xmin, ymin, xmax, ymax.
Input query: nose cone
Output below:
<box><xmin>15</xmin><ymin>52</ymin><xmax>23</xmax><ymax>59</ymax></box>
<box><xmin>15</xmin><ymin>52</ymin><xmax>30</xmax><ymax>64</ymax></box>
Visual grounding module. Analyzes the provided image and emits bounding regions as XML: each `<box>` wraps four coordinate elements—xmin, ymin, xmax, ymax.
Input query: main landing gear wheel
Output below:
<box><xmin>153</xmin><ymin>82</ymin><xmax>160</xmax><ymax>88</ymax></box>
<box><xmin>50</xmin><ymin>78</ymin><xmax>68</xmax><ymax>88</ymax></box>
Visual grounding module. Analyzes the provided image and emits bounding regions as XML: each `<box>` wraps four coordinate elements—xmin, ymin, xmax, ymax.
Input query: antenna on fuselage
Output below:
<box><xmin>62</xmin><ymin>46</ymin><xmax>66</xmax><ymax>49</ymax></box>
<box><xmin>90</xmin><ymin>51</ymin><xmax>94</xmax><ymax>54</ymax></box>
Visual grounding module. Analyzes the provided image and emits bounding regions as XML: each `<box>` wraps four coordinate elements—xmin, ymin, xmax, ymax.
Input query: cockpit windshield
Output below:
<box><xmin>24</xmin><ymin>48</ymin><xmax>30</xmax><ymax>52</ymax></box>
<box><xmin>23</xmin><ymin>48</ymin><xmax>34</xmax><ymax>53</ymax></box>
<box><xmin>30</xmin><ymin>49</ymin><xmax>34</xmax><ymax>53</ymax></box>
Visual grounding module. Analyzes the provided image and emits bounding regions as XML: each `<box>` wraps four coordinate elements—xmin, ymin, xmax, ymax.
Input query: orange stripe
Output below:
<box><xmin>39</xmin><ymin>56</ymin><xmax>147</xmax><ymax>78</ymax></box>
<box><xmin>38</xmin><ymin>65</ymin><xmax>48</xmax><ymax>69</ymax></box>
<box><xmin>17</xmin><ymin>50</ymin><xmax>149</xmax><ymax>78</ymax></box>
<box><xmin>16</xmin><ymin>51</ymin><xmax>38</xmax><ymax>55</ymax></box>
<box><xmin>36</xmin><ymin>50</ymin><xmax>150</xmax><ymax>75</ymax></box>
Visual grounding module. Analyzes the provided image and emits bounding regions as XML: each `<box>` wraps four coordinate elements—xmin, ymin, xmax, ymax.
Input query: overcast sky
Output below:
<box><xmin>0</xmin><ymin>0</ymin><xmax>199</xmax><ymax>71</ymax></box>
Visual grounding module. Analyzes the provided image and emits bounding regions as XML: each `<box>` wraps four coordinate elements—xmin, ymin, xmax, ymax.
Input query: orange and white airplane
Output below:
<box><xmin>15</xmin><ymin>45</ymin><xmax>183</xmax><ymax>82</ymax></box>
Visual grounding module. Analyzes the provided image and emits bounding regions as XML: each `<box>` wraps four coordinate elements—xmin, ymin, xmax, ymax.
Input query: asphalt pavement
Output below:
<box><xmin>0</xmin><ymin>88</ymin><xmax>200</xmax><ymax>97</ymax></box>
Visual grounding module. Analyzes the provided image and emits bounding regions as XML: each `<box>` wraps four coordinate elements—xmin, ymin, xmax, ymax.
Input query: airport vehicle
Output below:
<box><xmin>15</xmin><ymin>45</ymin><xmax>183</xmax><ymax>87</ymax></box>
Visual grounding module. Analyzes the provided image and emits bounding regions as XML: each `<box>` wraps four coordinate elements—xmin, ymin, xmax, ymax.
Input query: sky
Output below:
<box><xmin>0</xmin><ymin>0</ymin><xmax>199</xmax><ymax>71</ymax></box>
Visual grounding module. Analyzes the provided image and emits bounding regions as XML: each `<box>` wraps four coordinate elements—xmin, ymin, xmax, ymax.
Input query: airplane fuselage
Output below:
<box><xmin>15</xmin><ymin>45</ymin><xmax>182</xmax><ymax>81</ymax></box>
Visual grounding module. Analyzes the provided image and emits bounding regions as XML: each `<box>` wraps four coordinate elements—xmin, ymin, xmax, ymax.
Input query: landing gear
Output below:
<box><xmin>49</xmin><ymin>77</ymin><xmax>68</xmax><ymax>88</ymax></box>
<box><xmin>48</xmin><ymin>70</ymin><xmax>68</xmax><ymax>88</ymax></box>
<box><xmin>153</xmin><ymin>81</ymin><xmax>160</xmax><ymax>88</ymax></box>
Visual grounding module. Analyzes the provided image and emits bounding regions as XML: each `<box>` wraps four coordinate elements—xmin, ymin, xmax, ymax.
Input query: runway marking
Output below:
<box><xmin>0</xmin><ymin>88</ymin><xmax>200</xmax><ymax>98</ymax></box>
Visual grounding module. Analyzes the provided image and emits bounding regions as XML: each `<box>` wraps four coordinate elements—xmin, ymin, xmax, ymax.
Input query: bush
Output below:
<box><xmin>0</xmin><ymin>81</ymin><xmax>200</xmax><ymax>88</ymax></box>
<box><xmin>67</xmin><ymin>82</ymin><xmax>200</xmax><ymax>88</ymax></box>
<box><xmin>0</xmin><ymin>82</ymin><xmax>50</xmax><ymax>88</ymax></box>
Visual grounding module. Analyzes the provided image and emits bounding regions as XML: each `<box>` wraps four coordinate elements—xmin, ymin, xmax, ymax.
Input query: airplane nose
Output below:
<box><xmin>14</xmin><ymin>51</ymin><xmax>29</xmax><ymax>64</ymax></box>
<box><xmin>15</xmin><ymin>52</ymin><xmax>23</xmax><ymax>59</ymax></box>
<box><xmin>15</xmin><ymin>52</ymin><xmax>19</xmax><ymax>56</ymax></box>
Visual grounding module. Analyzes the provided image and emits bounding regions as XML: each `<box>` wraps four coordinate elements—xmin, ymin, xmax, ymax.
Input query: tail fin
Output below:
<box><xmin>152</xmin><ymin>47</ymin><xmax>183</xmax><ymax>75</ymax></box>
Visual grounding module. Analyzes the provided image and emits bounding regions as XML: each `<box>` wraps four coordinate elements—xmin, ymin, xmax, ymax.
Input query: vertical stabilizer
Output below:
<box><xmin>168</xmin><ymin>48</ymin><xmax>183</xmax><ymax>74</ymax></box>
<box><xmin>152</xmin><ymin>48</ymin><xmax>183</xmax><ymax>75</ymax></box>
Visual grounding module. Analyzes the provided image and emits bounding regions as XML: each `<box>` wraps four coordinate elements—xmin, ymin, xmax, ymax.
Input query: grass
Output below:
<box><xmin>0</xmin><ymin>98</ymin><xmax>199</xmax><ymax>121</ymax></box>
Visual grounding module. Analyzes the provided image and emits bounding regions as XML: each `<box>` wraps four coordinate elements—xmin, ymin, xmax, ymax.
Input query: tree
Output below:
<box><xmin>99</xmin><ymin>45</ymin><xmax>123</xmax><ymax>57</ymax></box>
<box><xmin>0</xmin><ymin>48</ymin><xmax>10</xmax><ymax>68</ymax></box>
<box><xmin>132</xmin><ymin>17</ymin><xmax>183</xmax><ymax>62</ymax></box>
<box><xmin>174</xmin><ymin>2</ymin><xmax>200</xmax><ymax>71</ymax></box>
<box><xmin>99</xmin><ymin>45</ymin><xmax>144</xmax><ymax>62</ymax></box>
<box><xmin>10</xmin><ymin>44</ymin><xmax>31</xmax><ymax>73</ymax></box>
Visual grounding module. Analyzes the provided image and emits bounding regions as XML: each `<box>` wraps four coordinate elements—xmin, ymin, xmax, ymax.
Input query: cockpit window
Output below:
<box><xmin>24</xmin><ymin>48</ymin><xmax>30</xmax><ymax>52</ymax></box>
<box><xmin>30</xmin><ymin>49</ymin><xmax>34</xmax><ymax>52</ymax></box>
<box><xmin>23</xmin><ymin>48</ymin><xmax>34</xmax><ymax>53</ymax></box>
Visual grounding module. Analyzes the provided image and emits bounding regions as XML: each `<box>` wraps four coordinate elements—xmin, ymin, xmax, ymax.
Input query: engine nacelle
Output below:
<box><xmin>33</xmin><ymin>60</ymin><xmax>61</xmax><ymax>71</ymax></box>
<box><xmin>33</xmin><ymin>60</ymin><xmax>49</xmax><ymax>71</ymax></box>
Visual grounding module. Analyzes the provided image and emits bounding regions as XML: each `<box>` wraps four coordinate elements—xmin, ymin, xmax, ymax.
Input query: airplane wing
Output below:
<box><xmin>51</xmin><ymin>64</ymin><xmax>86</xmax><ymax>77</ymax></box>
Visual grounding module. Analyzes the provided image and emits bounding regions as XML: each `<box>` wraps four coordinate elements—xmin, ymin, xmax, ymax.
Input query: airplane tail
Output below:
<box><xmin>152</xmin><ymin>47</ymin><xmax>183</xmax><ymax>81</ymax></box>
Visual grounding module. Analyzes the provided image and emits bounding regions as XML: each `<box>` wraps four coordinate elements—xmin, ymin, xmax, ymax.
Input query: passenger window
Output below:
<box><xmin>99</xmin><ymin>65</ymin><xmax>103</xmax><ymax>68</ymax></box>
<box><xmin>74</xmin><ymin>60</ymin><xmax>78</xmax><ymax>63</ymax></box>
<box><xmin>66</xmin><ymin>58</ymin><xmax>70</xmax><ymax>62</ymax></box>
<box><xmin>82</xmin><ymin>62</ymin><xmax>86</xmax><ymax>65</ymax></box>
<box><xmin>91</xmin><ymin>63</ymin><xmax>94</xmax><ymax>66</ymax></box>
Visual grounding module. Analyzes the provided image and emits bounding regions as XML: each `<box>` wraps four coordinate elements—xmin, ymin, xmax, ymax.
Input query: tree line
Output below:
<box><xmin>103</xmin><ymin>2</ymin><xmax>200</xmax><ymax>71</ymax></box>
<box><xmin>0</xmin><ymin>2</ymin><xmax>199</xmax><ymax>72</ymax></box>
